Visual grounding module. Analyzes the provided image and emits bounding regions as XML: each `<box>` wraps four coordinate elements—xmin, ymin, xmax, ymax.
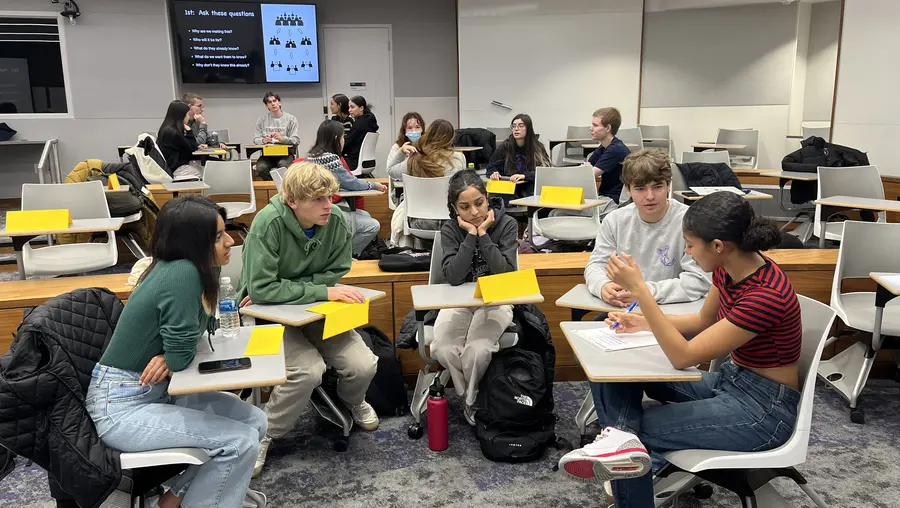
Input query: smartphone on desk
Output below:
<box><xmin>199</xmin><ymin>357</ymin><xmax>251</xmax><ymax>374</ymax></box>
<box><xmin>681</xmin><ymin>191</ymin><xmax>699</xmax><ymax>198</ymax></box>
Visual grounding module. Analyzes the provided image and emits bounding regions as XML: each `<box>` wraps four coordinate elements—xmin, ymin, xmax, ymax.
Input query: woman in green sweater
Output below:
<box><xmin>85</xmin><ymin>195</ymin><xmax>267</xmax><ymax>508</ymax></box>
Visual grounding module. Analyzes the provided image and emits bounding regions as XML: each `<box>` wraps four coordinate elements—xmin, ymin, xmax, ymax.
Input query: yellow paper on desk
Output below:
<box><xmin>107</xmin><ymin>173</ymin><xmax>120</xmax><ymax>190</ymax></box>
<box><xmin>5</xmin><ymin>209</ymin><xmax>72</xmax><ymax>233</ymax></box>
<box><xmin>540</xmin><ymin>186</ymin><xmax>584</xmax><ymax>205</ymax></box>
<box><xmin>213</xmin><ymin>148</ymin><xmax>227</xmax><ymax>154</ymax></box>
<box><xmin>262</xmin><ymin>145</ymin><xmax>289</xmax><ymax>157</ymax></box>
<box><xmin>486</xmin><ymin>180</ymin><xmax>516</xmax><ymax>195</ymax></box>
<box><xmin>473</xmin><ymin>268</ymin><xmax>540</xmax><ymax>304</ymax></box>
<box><xmin>244</xmin><ymin>326</ymin><xmax>285</xmax><ymax>356</ymax></box>
<box><xmin>307</xmin><ymin>299</ymin><xmax>370</xmax><ymax>339</ymax></box>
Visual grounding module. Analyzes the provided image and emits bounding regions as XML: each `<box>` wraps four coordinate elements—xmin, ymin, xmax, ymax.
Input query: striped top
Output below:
<box><xmin>713</xmin><ymin>257</ymin><xmax>802</xmax><ymax>368</ymax></box>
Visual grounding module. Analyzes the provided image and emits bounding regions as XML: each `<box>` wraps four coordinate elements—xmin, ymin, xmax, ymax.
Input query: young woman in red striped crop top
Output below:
<box><xmin>558</xmin><ymin>192</ymin><xmax>803</xmax><ymax>508</ymax></box>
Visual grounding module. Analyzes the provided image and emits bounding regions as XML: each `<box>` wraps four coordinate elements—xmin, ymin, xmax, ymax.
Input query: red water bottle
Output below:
<box><xmin>427</xmin><ymin>377</ymin><xmax>449</xmax><ymax>451</ymax></box>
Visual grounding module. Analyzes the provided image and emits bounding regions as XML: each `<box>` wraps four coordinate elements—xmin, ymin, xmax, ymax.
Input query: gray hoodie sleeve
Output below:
<box><xmin>386</xmin><ymin>149</ymin><xmax>408</xmax><ymax>181</ymax></box>
<box><xmin>282</xmin><ymin>115</ymin><xmax>301</xmax><ymax>145</ymax></box>
<box><xmin>584</xmin><ymin>217</ymin><xmax>617</xmax><ymax>300</ymax></box>
<box><xmin>192</xmin><ymin>121</ymin><xmax>208</xmax><ymax>145</ymax></box>
<box><xmin>644</xmin><ymin>254</ymin><xmax>711</xmax><ymax>304</ymax></box>
<box><xmin>476</xmin><ymin>218</ymin><xmax>518</xmax><ymax>275</ymax></box>
<box><xmin>441</xmin><ymin>227</ymin><xmax>478</xmax><ymax>286</ymax></box>
<box><xmin>253</xmin><ymin>115</ymin><xmax>266</xmax><ymax>145</ymax></box>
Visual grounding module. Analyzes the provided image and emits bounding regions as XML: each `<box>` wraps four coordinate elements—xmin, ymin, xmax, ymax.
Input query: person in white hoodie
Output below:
<box><xmin>584</xmin><ymin>149</ymin><xmax>710</xmax><ymax>312</ymax></box>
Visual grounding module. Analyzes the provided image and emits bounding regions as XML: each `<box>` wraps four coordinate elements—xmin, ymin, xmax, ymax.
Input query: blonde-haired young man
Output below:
<box><xmin>238</xmin><ymin>161</ymin><xmax>379</xmax><ymax>477</ymax></box>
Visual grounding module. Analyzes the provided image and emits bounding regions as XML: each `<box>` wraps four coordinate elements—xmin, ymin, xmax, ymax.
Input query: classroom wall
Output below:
<box><xmin>803</xmin><ymin>0</ymin><xmax>841</xmax><ymax>123</ymax></box>
<box><xmin>639</xmin><ymin>3</ymin><xmax>801</xmax><ymax>168</ymax></box>
<box><xmin>456</xmin><ymin>0</ymin><xmax>643</xmax><ymax>148</ymax></box>
<box><xmin>832</xmin><ymin>0</ymin><xmax>900</xmax><ymax>177</ymax></box>
<box><xmin>0</xmin><ymin>0</ymin><xmax>178</xmax><ymax>198</ymax></box>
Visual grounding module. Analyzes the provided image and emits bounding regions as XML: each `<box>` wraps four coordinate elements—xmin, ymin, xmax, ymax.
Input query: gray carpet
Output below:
<box><xmin>2</xmin><ymin>379</ymin><xmax>899</xmax><ymax>508</ymax></box>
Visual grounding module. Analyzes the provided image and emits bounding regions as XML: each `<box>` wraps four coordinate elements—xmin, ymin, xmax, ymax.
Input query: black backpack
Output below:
<box><xmin>474</xmin><ymin>348</ymin><xmax>557</xmax><ymax>462</ymax></box>
<box><xmin>377</xmin><ymin>247</ymin><xmax>431</xmax><ymax>272</ymax></box>
<box><xmin>358</xmin><ymin>326</ymin><xmax>408</xmax><ymax>416</ymax></box>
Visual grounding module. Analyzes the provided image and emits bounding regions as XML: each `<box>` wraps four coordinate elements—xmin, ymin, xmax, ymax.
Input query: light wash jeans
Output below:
<box><xmin>591</xmin><ymin>361</ymin><xmax>800</xmax><ymax>508</ymax></box>
<box><xmin>85</xmin><ymin>364</ymin><xmax>267</xmax><ymax>508</ymax></box>
<box><xmin>338</xmin><ymin>202</ymin><xmax>380</xmax><ymax>256</ymax></box>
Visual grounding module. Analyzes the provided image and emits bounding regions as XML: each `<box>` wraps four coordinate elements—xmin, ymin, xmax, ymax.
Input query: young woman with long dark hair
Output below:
<box><xmin>329</xmin><ymin>93</ymin><xmax>353</xmax><ymax>134</ymax></box>
<box><xmin>342</xmin><ymin>95</ymin><xmax>379</xmax><ymax>171</ymax></box>
<box><xmin>157</xmin><ymin>100</ymin><xmax>201</xmax><ymax>179</ymax></box>
<box><xmin>486</xmin><ymin>113</ymin><xmax>551</xmax><ymax>198</ymax></box>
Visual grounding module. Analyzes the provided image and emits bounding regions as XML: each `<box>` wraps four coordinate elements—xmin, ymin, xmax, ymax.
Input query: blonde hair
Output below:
<box><xmin>407</xmin><ymin>119</ymin><xmax>456</xmax><ymax>178</ymax></box>
<box><xmin>182</xmin><ymin>93</ymin><xmax>202</xmax><ymax>105</ymax></box>
<box><xmin>280</xmin><ymin>161</ymin><xmax>339</xmax><ymax>203</ymax></box>
<box><xmin>622</xmin><ymin>149</ymin><xmax>672</xmax><ymax>188</ymax></box>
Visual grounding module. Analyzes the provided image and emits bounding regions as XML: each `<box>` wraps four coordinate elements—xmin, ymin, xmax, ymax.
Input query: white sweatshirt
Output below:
<box><xmin>584</xmin><ymin>199</ymin><xmax>711</xmax><ymax>305</ymax></box>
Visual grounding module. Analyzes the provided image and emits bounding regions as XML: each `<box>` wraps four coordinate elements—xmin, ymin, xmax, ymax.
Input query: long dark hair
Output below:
<box><xmin>447</xmin><ymin>169</ymin><xmax>488</xmax><ymax>218</ymax></box>
<box><xmin>308</xmin><ymin>120</ymin><xmax>344</xmax><ymax>157</ymax></box>
<box><xmin>350</xmin><ymin>95</ymin><xmax>371</xmax><ymax>115</ymax></box>
<box><xmin>332</xmin><ymin>93</ymin><xmax>349</xmax><ymax>117</ymax></box>
<box><xmin>138</xmin><ymin>195</ymin><xmax>227</xmax><ymax>311</ymax></box>
<box><xmin>396</xmin><ymin>111</ymin><xmax>425</xmax><ymax>147</ymax></box>
<box><xmin>504</xmin><ymin>113</ymin><xmax>550</xmax><ymax>175</ymax></box>
<box><xmin>683</xmin><ymin>192</ymin><xmax>781</xmax><ymax>252</ymax></box>
<box><xmin>158</xmin><ymin>100</ymin><xmax>190</xmax><ymax>139</ymax></box>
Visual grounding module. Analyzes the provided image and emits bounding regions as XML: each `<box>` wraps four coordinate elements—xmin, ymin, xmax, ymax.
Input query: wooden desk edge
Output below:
<box><xmin>168</xmin><ymin>376</ymin><xmax>288</xmax><ymax>396</ymax></box>
<box><xmin>814</xmin><ymin>199</ymin><xmax>900</xmax><ymax>212</ymax></box>
<box><xmin>561</xmin><ymin>325</ymin><xmax>702</xmax><ymax>383</ymax></box>
<box><xmin>869</xmin><ymin>273</ymin><xmax>900</xmax><ymax>296</ymax></box>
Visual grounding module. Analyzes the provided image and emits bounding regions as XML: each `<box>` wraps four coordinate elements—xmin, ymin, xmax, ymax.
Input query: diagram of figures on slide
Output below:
<box><xmin>260</xmin><ymin>3</ymin><xmax>318</xmax><ymax>82</ymax></box>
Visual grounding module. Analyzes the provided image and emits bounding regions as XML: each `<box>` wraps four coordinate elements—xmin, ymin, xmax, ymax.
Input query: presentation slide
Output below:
<box><xmin>259</xmin><ymin>4</ymin><xmax>319</xmax><ymax>83</ymax></box>
<box><xmin>0</xmin><ymin>58</ymin><xmax>34</xmax><ymax>113</ymax></box>
<box><xmin>172</xmin><ymin>2</ymin><xmax>318</xmax><ymax>84</ymax></box>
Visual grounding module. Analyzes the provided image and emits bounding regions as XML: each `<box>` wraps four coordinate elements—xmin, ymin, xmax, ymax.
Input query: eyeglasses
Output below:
<box><xmin>511</xmin><ymin>123</ymin><xmax>526</xmax><ymax>130</ymax></box>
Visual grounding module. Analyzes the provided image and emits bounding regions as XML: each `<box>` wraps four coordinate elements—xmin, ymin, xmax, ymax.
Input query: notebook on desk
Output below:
<box><xmin>574</xmin><ymin>328</ymin><xmax>658</xmax><ymax>352</ymax></box>
<box><xmin>690</xmin><ymin>186</ymin><xmax>749</xmax><ymax>196</ymax></box>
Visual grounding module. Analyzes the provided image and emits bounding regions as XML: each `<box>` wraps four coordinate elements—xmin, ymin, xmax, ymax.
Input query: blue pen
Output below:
<box><xmin>612</xmin><ymin>301</ymin><xmax>639</xmax><ymax>329</ymax></box>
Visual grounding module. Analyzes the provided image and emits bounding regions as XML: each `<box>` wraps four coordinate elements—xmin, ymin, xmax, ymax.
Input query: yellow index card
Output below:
<box><xmin>244</xmin><ymin>326</ymin><xmax>285</xmax><ymax>356</ymax></box>
<box><xmin>262</xmin><ymin>145</ymin><xmax>289</xmax><ymax>157</ymax></box>
<box><xmin>307</xmin><ymin>299</ymin><xmax>371</xmax><ymax>339</ymax></box>
<box><xmin>486</xmin><ymin>180</ymin><xmax>516</xmax><ymax>195</ymax></box>
<box><xmin>540</xmin><ymin>186</ymin><xmax>584</xmax><ymax>205</ymax></box>
<box><xmin>473</xmin><ymin>268</ymin><xmax>541</xmax><ymax>304</ymax></box>
<box><xmin>108</xmin><ymin>173</ymin><xmax>121</xmax><ymax>190</ymax></box>
<box><xmin>213</xmin><ymin>149</ymin><xmax>227</xmax><ymax>154</ymax></box>
<box><xmin>5</xmin><ymin>209</ymin><xmax>72</xmax><ymax>233</ymax></box>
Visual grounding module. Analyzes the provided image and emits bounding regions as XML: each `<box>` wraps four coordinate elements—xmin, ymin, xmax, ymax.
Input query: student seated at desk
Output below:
<box><xmin>388</xmin><ymin>118</ymin><xmax>466</xmax><ymax>248</ymax></box>
<box><xmin>157</xmin><ymin>100</ymin><xmax>201</xmax><ymax>179</ymax></box>
<box><xmin>486</xmin><ymin>113</ymin><xmax>550</xmax><ymax>200</ymax></box>
<box><xmin>329</xmin><ymin>93</ymin><xmax>353</xmax><ymax>135</ymax></box>
<box><xmin>559</xmin><ymin>192</ymin><xmax>801</xmax><ymax>508</ymax></box>
<box><xmin>342</xmin><ymin>95</ymin><xmax>379</xmax><ymax>171</ymax></box>
<box><xmin>253</xmin><ymin>92</ymin><xmax>301</xmax><ymax>180</ymax></box>
<box><xmin>183</xmin><ymin>93</ymin><xmax>227</xmax><ymax>150</ymax></box>
<box><xmin>85</xmin><ymin>196</ymin><xmax>267</xmax><ymax>508</ymax></box>
<box><xmin>306</xmin><ymin>119</ymin><xmax>385</xmax><ymax>257</ymax></box>
<box><xmin>431</xmin><ymin>170</ymin><xmax>519</xmax><ymax>426</ymax></box>
<box><xmin>586</xmin><ymin>107</ymin><xmax>630</xmax><ymax>206</ymax></box>
<box><xmin>584</xmin><ymin>149</ymin><xmax>709</xmax><ymax>315</ymax></box>
<box><xmin>237</xmin><ymin>161</ymin><xmax>379</xmax><ymax>477</ymax></box>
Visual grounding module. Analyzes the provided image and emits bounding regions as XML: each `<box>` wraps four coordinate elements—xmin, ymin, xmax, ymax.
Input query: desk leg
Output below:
<box><xmin>572</xmin><ymin>309</ymin><xmax>590</xmax><ymax>321</ymax></box>
<box><xmin>13</xmin><ymin>236</ymin><xmax>32</xmax><ymax>280</ymax></box>
<box><xmin>527</xmin><ymin>214</ymin><xmax>536</xmax><ymax>249</ymax></box>
<box><xmin>818</xmin><ymin>230</ymin><xmax>826</xmax><ymax>249</ymax></box>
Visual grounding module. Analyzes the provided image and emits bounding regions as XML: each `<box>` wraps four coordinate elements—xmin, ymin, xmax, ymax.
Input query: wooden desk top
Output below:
<box><xmin>761</xmin><ymin>170</ymin><xmax>818</xmax><ymax>181</ymax></box>
<box><xmin>509</xmin><ymin>195</ymin><xmax>608</xmax><ymax>211</ymax></box>
<box><xmin>676</xmin><ymin>190</ymin><xmax>772</xmax><ymax>201</ymax></box>
<box><xmin>871</xmin><ymin>272</ymin><xmax>900</xmax><ymax>296</ymax></box>
<box><xmin>337</xmin><ymin>189</ymin><xmax>385</xmax><ymax>198</ymax></box>
<box><xmin>691</xmin><ymin>143</ymin><xmax>747</xmax><ymax>150</ymax></box>
<box><xmin>0</xmin><ymin>250</ymin><xmax>839</xmax><ymax>310</ymax></box>
<box><xmin>0</xmin><ymin>218</ymin><xmax>125</xmax><ymax>238</ymax></box>
<box><xmin>815</xmin><ymin>196</ymin><xmax>900</xmax><ymax>213</ymax></box>
<box><xmin>163</xmin><ymin>182</ymin><xmax>210</xmax><ymax>193</ymax></box>
<box><xmin>732</xmin><ymin>168</ymin><xmax>776</xmax><ymax>175</ymax></box>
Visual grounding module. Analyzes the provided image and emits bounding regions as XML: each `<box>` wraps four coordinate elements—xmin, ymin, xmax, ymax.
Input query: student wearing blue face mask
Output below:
<box><xmin>386</xmin><ymin>112</ymin><xmax>425</xmax><ymax>170</ymax></box>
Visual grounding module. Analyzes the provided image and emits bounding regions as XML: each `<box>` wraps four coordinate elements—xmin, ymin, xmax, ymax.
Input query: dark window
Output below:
<box><xmin>0</xmin><ymin>16</ymin><xmax>68</xmax><ymax>114</ymax></box>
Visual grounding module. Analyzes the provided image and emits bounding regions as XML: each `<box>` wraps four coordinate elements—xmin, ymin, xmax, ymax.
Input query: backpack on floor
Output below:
<box><xmin>377</xmin><ymin>247</ymin><xmax>431</xmax><ymax>272</ymax></box>
<box><xmin>474</xmin><ymin>348</ymin><xmax>557</xmax><ymax>462</ymax></box>
<box><xmin>358</xmin><ymin>326</ymin><xmax>408</xmax><ymax>416</ymax></box>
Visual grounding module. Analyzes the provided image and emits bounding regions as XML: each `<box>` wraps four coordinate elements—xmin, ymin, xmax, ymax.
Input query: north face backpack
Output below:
<box><xmin>474</xmin><ymin>348</ymin><xmax>557</xmax><ymax>462</ymax></box>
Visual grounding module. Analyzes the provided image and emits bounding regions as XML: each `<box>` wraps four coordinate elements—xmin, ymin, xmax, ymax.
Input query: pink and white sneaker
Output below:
<box><xmin>558</xmin><ymin>427</ymin><xmax>651</xmax><ymax>483</ymax></box>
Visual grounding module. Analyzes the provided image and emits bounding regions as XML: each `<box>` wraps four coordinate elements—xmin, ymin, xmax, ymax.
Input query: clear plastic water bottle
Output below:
<box><xmin>218</xmin><ymin>277</ymin><xmax>239</xmax><ymax>338</ymax></box>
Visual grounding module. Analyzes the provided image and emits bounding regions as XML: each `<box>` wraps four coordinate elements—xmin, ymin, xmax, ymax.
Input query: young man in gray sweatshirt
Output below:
<box><xmin>253</xmin><ymin>92</ymin><xmax>301</xmax><ymax>180</ymax></box>
<box><xmin>584</xmin><ymin>149</ymin><xmax>710</xmax><ymax>309</ymax></box>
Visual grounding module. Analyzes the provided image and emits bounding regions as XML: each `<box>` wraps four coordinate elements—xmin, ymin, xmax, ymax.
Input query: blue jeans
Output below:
<box><xmin>85</xmin><ymin>364</ymin><xmax>267</xmax><ymax>508</ymax></box>
<box><xmin>590</xmin><ymin>361</ymin><xmax>800</xmax><ymax>508</ymax></box>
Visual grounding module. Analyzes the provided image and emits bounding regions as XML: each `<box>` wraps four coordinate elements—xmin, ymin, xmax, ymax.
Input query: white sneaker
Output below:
<box><xmin>463</xmin><ymin>404</ymin><xmax>476</xmax><ymax>426</ymax></box>
<box><xmin>347</xmin><ymin>400</ymin><xmax>379</xmax><ymax>431</ymax></box>
<box><xmin>242</xmin><ymin>489</ymin><xmax>267</xmax><ymax>508</ymax></box>
<box><xmin>252</xmin><ymin>436</ymin><xmax>272</xmax><ymax>478</ymax></box>
<box><xmin>558</xmin><ymin>427</ymin><xmax>651</xmax><ymax>483</ymax></box>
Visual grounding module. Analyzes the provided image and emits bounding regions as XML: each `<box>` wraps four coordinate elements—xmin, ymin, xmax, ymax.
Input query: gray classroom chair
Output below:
<box><xmin>351</xmin><ymin>132</ymin><xmax>380</xmax><ymax>177</ymax></box>
<box><xmin>406</xmin><ymin>230</ymin><xmax>519</xmax><ymax>439</ymax></box>
<box><xmin>270</xmin><ymin>167</ymin><xmax>284</xmax><ymax>193</ymax></box>
<box><xmin>818</xmin><ymin>221</ymin><xmax>900</xmax><ymax>425</ymax></box>
<box><xmin>681</xmin><ymin>150</ymin><xmax>732</xmax><ymax>167</ymax></box>
<box><xmin>655</xmin><ymin>295</ymin><xmax>835</xmax><ymax>508</ymax></box>
<box><xmin>813</xmin><ymin>165</ymin><xmax>885</xmax><ymax>247</ymax></box>
<box><xmin>532</xmin><ymin>166</ymin><xmax>602</xmax><ymax>242</ymax></box>
<box><xmin>401</xmin><ymin>173</ymin><xmax>452</xmax><ymax>241</ymax></box>
<box><xmin>565</xmin><ymin>125</ymin><xmax>591</xmax><ymax>164</ymax></box>
<box><xmin>801</xmin><ymin>125</ymin><xmax>830</xmax><ymax>141</ymax></box>
<box><xmin>616</xmin><ymin>127</ymin><xmax>644</xmax><ymax>153</ymax></box>
<box><xmin>715</xmin><ymin>128</ymin><xmax>759</xmax><ymax>169</ymax></box>
<box><xmin>638</xmin><ymin>124</ymin><xmax>671</xmax><ymax>153</ymax></box>
<box><xmin>20</xmin><ymin>181</ymin><xmax>118</xmax><ymax>277</ymax></box>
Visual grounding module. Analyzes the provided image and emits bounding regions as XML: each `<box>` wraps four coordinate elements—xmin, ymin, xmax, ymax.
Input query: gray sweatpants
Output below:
<box><xmin>430</xmin><ymin>305</ymin><xmax>514</xmax><ymax>406</ymax></box>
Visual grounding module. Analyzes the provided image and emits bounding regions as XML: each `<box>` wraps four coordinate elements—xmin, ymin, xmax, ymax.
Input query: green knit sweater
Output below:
<box><xmin>99</xmin><ymin>259</ymin><xmax>215</xmax><ymax>373</ymax></box>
